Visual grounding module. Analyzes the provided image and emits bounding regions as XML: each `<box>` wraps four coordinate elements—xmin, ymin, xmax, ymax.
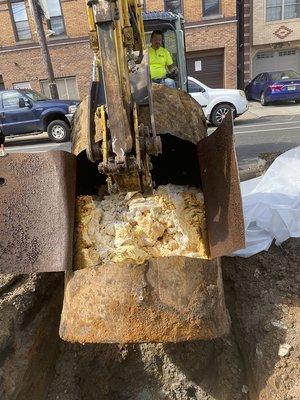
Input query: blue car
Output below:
<box><xmin>0</xmin><ymin>89</ymin><xmax>78</xmax><ymax>142</ymax></box>
<box><xmin>245</xmin><ymin>70</ymin><xmax>300</xmax><ymax>106</ymax></box>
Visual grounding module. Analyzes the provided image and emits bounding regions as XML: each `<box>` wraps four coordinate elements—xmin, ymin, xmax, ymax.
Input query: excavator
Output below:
<box><xmin>0</xmin><ymin>0</ymin><xmax>244</xmax><ymax>343</ymax></box>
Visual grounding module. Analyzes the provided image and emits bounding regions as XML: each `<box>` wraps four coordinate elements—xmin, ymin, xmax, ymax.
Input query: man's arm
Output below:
<box><xmin>165</xmin><ymin>49</ymin><xmax>178</xmax><ymax>74</ymax></box>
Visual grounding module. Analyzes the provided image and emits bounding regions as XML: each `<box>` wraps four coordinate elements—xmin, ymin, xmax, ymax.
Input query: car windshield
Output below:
<box><xmin>21</xmin><ymin>89</ymin><xmax>50</xmax><ymax>101</ymax></box>
<box><xmin>270</xmin><ymin>71</ymin><xmax>300</xmax><ymax>81</ymax></box>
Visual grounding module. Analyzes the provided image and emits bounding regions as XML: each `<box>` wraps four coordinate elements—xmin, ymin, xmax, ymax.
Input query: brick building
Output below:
<box><xmin>242</xmin><ymin>0</ymin><xmax>300</xmax><ymax>84</ymax></box>
<box><xmin>0</xmin><ymin>0</ymin><xmax>238</xmax><ymax>100</ymax></box>
<box><xmin>0</xmin><ymin>0</ymin><xmax>92</xmax><ymax>99</ymax></box>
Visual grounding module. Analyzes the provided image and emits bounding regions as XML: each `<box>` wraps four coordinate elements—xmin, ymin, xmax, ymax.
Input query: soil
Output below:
<box><xmin>223</xmin><ymin>239</ymin><xmax>300</xmax><ymax>400</ymax></box>
<box><xmin>1</xmin><ymin>239</ymin><xmax>297</xmax><ymax>399</ymax></box>
<box><xmin>46</xmin><ymin>239</ymin><xmax>300</xmax><ymax>400</ymax></box>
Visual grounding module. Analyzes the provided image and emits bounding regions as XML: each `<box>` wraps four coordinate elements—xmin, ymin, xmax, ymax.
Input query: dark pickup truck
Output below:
<box><xmin>0</xmin><ymin>89</ymin><xmax>78</xmax><ymax>142</ymax></box>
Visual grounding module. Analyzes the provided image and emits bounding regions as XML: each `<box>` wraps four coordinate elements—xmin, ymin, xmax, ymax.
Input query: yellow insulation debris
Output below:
<box><xmin>74</xmin><ymin>184</ymin><xmax>209</xmax><ymax>270</ymax></box>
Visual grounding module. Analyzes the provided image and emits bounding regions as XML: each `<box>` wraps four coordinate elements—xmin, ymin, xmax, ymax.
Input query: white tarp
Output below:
<box><xmin>232</xmin><ymin>146</ymin><xmax>300</xmax><ymax>257</ymax></box>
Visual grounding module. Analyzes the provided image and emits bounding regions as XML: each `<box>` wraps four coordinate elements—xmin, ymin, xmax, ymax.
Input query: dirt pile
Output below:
<box><xmin>222</xmin><ymin>238</ymin><xmax>300</xmax><ymax>400</ymax></box>
<box><xmin>0</xmin><ymin>273</ymin><xmax>63</xmax><ymax>400</ymax></box>
<box><xmin>47</xmin><ymin>238</ymin><xmax>299</xmax><ymax>400</ymax></box>
<box><xmin>0</xmin><ymin>240</ymin><xmax>298</xmax><ymax>399</ymax></box>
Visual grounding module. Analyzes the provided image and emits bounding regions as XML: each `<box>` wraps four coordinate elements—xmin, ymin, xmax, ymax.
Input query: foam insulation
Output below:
<box><xmin>74</xmin><ymin>185</ymin><xmax>209</xmax><ymax>270</ymax></box>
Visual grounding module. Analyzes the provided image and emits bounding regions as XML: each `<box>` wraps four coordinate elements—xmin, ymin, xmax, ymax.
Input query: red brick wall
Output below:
<box><xmin>0</xmin><ymin>0</ymin><xmax>238</xmax><ymax>96</ymax></box>
<box><xmin>185</xmin><ymin>22</ymin><xmax>237</xmax><ymax>88</ymax></box>
<box><xmin>146</xmin><ymin>0</ymin><xmax>236</xmax><ymax>22</ymax></box>
<box><xmin>0</xmin><ymin>0</ymin><xmax>88</xmax><ymax>47</ymax></box>
<box><xmin>60</xmin><ymin>0</ymin><xmax>89</xmax><ymax>38</ymax></box>
<box><xmin>0</xmin><ymin>41</ymin><xmax>92</xmax><ymax>97</ymax></box>
<box><xmin>145</xmin><ymin>0</ymin><xmax>164</xmax><ymax>11</ymax></box>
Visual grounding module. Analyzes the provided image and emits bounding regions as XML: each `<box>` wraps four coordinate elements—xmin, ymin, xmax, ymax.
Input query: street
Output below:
<box><xmin>234</xmin><ymin>114</ymin><xmax>300</xmax><ymax>166</ymax></box>
<box><xmin>5</xmin><ymin>112</ymin><xmax>300</xmax><ymax>167</ymax></box>
<box><xmin>5</xmin><ymin>132</ymin><xmax>71</xmax><ymax>153</ymax></box>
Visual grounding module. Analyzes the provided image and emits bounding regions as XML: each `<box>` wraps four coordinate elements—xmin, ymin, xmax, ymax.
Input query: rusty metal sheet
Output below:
<box><xmin>0</xmin><ymin>151</ymin><xmax>76</xmax><ymax>274</ymax></box>
<box><xmin>60</xmin><ymin>256</ymin><xmax>230</xmax><ymax>344</ymax></box>
<box><xmin>197</xmin><ymin>113</ymin><xmax>245</xmax><ymax>258</ymax></box>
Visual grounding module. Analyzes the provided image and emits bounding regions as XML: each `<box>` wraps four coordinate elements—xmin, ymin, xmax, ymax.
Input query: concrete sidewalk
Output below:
<box><xmin>239</xmin><ymin>100</ymin><xmax>300</xmax><ymax>121</ymax></box>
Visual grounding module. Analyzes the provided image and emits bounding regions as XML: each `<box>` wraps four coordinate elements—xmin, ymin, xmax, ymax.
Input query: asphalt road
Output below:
<box><xmin>5</xmin><ymin>133</ymin><xmax>71</xmax><ymax>153</ymax></box>
<box><xmin>5</xmin><ymin>114</ymin><xmax>300</xmax><ymax>167</ymax></box>
<box><xmin>232</xmin><ymin>114</ymin><xmax>300</xmax><ymax>166</ymax></box>
<box><xmin>209</xmin><ymin>114</ymin><xmax>300</xmax><ymax>166</ymax></box>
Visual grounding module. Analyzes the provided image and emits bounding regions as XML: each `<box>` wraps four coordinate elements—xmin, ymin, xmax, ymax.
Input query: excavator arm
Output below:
<box><xmin>86</xmin><ymin>0</ymin><xmax>160</xmax><ymax>193</ymax></box>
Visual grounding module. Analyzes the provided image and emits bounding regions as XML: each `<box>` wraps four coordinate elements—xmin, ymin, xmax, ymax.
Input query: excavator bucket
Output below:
<box><xmin>60</xmin><ymin>257</ymin><xmax>230</xmax><ymax>343</ymax></box>
<box><xmin>59</xmin><ymin>114</ymin><xmax>243</xmax><ymax>344</ymax></box>
<box><xmin>197</xmin><ymin>112</ymin><xmax>245</xmax><ymax>258</ymax></box>
<box><xmin>0</xmin><ymin>152</ymin><xmax>76</xmax><ymax>274</ymax></box>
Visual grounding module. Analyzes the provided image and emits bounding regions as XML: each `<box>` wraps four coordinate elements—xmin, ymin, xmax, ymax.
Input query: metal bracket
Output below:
<box><xmin>94</xmin><ymin>0</ymin><xmax>118</xmax><ymax>23</ymax></box>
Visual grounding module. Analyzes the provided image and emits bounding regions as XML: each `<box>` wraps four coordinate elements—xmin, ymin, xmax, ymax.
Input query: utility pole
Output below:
<box><xmin>28</xmin><ymin>0</ymin><xmax>59</xmax><ymax>99</ymax></box>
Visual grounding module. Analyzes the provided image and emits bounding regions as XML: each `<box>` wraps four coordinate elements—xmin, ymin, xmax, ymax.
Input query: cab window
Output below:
<box><xmin>188</xmin><ymin>80</ymin><xmax>201</xmax><ymax>93</ymax></box>
<box><xmin>2</xmin><ymin>92</ymin><xmax>23</xmax><ymax>109</ymax></box>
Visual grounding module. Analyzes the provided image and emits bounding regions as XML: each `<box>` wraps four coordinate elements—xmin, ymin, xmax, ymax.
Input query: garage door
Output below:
<box><xmin>186</xmin><ymin>49</ymin><xmax>224</xmax><ymax>88</ymax></box>
<box><xmin>252</xmin><ymin>49</ymin><xmax>300</xmax><ymax>78</ymax></box>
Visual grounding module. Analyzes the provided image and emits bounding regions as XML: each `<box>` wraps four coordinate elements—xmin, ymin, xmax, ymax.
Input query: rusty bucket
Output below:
<box><xmin>60</xmin><ymin>256</ymin><xmax>230</xmax><ymax>343</ymax></box>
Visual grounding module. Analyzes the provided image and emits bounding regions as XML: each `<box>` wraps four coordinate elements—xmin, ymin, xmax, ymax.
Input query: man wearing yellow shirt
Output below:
<box><xmin>149</xmin><ymin>30</ymin><xmax>178</xmax><ymax>89</ymax></box>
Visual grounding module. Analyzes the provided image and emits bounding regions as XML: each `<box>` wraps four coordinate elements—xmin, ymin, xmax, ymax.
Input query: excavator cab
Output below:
<box><xmin>143</xmin><ymin>11</ymin><xmax>187</xmax><ymax>91</ymax></box>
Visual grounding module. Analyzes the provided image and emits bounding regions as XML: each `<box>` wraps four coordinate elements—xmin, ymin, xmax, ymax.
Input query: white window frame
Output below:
<box><xmin>13</xmin><ymin>81</ymin><xmax>32</xmax><ymax>89</ymax></box>
<box><xmin>164</xmin><ymin>0</ymin><xmax>182</xmax><ymax>13</ymax></box>
<box><xmin>40</xmin><ymin>77</ymin><xmax>80</xmax><ymax>100</ymax></box>
<box><xmin>203</xmin><ymin>0</ymin><xmax>221</xmax><ymax>18</ymax></box>
<box><xmin>46</xmin><ymin>0</ymin><xmax>66</xmax><ymax>36</ymax></box>
<box><xmin>11</xmin><ymin>1</ymin><xmax>32</xmax><ymax>41</ymax></box>
<box><xmin>266</xmin><ymin>0</ymin><xmax>300</xmax><ymax>21</ymax></box>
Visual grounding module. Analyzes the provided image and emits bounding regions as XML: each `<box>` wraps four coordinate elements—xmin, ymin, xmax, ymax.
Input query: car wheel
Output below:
<box><xmin>260</xmin><ymin>92</ymin><xmax>268</xmax><ymax>106</ymax></box>
<box><xmin>211</xmin><ymin>104</ymin><xmax>235</xmax><ymax>126</ymax></box>
<box><xmin>47</xmin><ymin>120</ymin><xmax>70</xmax><ymax>143</ymax></box>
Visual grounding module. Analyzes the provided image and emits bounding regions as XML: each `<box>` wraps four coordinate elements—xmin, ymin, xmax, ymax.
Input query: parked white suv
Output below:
<box><xmin>188</xmin><ymin>77</ymin><xmax>249</xmax><ymax>126</ymax></box>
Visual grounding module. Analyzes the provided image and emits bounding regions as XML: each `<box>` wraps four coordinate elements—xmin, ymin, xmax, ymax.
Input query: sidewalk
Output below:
<box><xmin>239</xmin><ymin>100</ymin><xmax>300</xmax><ymax>121</ymax></box>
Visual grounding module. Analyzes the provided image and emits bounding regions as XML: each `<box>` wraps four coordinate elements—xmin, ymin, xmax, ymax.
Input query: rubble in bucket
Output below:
<box><xmin>74</xmin><ymin>184</ymin><xmax>209</xmax><ymax>270</ymax></box>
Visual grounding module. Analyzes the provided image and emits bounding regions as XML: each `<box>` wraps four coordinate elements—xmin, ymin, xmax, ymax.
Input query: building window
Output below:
<box><xmin>266</xmin><ymin>0</ymin><xmax>300</xmax><ymax>21</ymax></box>
<box><xmin>164</xmin><ymin>0</ymin><xmax>182</xmax><ymax>13</ymax></box>
<box><xmin>256</xmin><ymin>52</ymin><xmax>274</xmax><ymax>59</ymax></box>
<box><xmin>11</xmin><ymin>1</ymin><xmax>31</xmax><ymax>41</ymax></box>
<box><xmin>279</xmin><ymin>49</ymin><xmax>296</xmax><ymax>56</ymax></box>
<box><xmin>46</xmin><ymin>0</ymin><xmax>65</xmax><ymax>36</ymax></box>
<box><xmin>284</xmin><ymin>0</ymin><xmax>300</xmax><ymax>19</ymax></box>
<box><xmin>13</xmin><ymin>82</ymin><xmax>32</xmax><ymax>89</ymax></box>
<box><xmin>203</xmin><ymin>0</ymin><xmax>221</xmax><ymax>17</ymax></box>
<box><xmin>40</xmin><ymin>77</ymin><xmax>80</xmax><ymax>100</ymax></box>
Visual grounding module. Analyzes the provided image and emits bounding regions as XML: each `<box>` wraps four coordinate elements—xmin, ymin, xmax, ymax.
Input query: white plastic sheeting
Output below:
<box><xmin>232</xmin><ymin>146</ymin><xmax>300</xmax><ymax>258</ymax></box>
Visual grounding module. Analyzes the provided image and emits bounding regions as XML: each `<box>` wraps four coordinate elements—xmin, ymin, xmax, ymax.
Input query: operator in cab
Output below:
<box><xmin>149</xmin><ymin>30</ymin><xmax>178</xmax><ymax>89</ymax></box>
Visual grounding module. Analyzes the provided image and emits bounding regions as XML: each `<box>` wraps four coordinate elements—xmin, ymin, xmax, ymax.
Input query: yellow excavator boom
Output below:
<box><xmin>85</xmin><ymin>0</ymin><xmax>160</xmax><ymax>193</ymax></box>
